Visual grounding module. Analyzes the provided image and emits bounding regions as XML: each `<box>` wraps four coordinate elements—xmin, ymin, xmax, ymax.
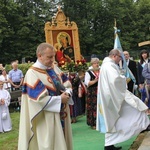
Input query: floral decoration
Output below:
<box><xmin>58</xmin><ymin>59</ymin><xmax>88</xmax><ymax>73</ymax></box>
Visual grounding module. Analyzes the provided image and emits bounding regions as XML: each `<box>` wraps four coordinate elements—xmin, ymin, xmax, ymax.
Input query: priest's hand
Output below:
<box><xmin>61</xmin><ymin>92</ymin><xmax>70</xmax><ymax>104</ymax></box>
<box><xmin>0</xmin><ymin>99</ymin><xmax>5</xmax><ymax>105</ymax></box>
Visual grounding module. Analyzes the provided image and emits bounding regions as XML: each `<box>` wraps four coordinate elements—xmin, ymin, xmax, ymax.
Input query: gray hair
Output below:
<box><xmin>91</xmin><ymin>58</ymin><xmax>100</xmax><ymax>64</ymax></box>
<box><xmin>109</xmin><ymin>49</ymin><xmax>120</xmax><ymax>57</ymax></box>
<box><xmin>36</xmin><ymin>43</ymin><xmax>54</xmax><ymax>56</ymax></box>
<box><xmin>11</xmin><ymin>61</ymin><xmax>18</xmax><ymax>67</ymax></box>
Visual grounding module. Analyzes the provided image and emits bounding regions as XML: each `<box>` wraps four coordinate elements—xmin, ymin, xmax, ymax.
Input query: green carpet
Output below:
<box><xmin>72</xmin><ymin>116</ymin><xmax>137</xmax><ymax>150</ymax></box>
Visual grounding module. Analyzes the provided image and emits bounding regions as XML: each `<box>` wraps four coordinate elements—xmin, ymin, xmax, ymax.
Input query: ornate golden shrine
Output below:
<box><xmin>44</xmin><ymin>7</ymin><xmax>81</xmax><ymax>62</ymax></box>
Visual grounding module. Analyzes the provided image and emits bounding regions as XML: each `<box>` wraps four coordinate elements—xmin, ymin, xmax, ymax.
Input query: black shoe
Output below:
<box><xmin>146</xmin><ymin>124</ymin><xmax>150</xmax><ymax>131</ymax></box>
<box><xmin>104</xmin><ymin>145</ymin><xmax>122</xmax><ymax>150</ymax></box>
<box><xmin>114</xmin><ymin>146</ymin><xmax>122</xmax><ymax>150</ymax></box>
<box><xmin>141</xmin><ymin>124</ymin><xmax>150</xmax><ymax>133</ymax></box>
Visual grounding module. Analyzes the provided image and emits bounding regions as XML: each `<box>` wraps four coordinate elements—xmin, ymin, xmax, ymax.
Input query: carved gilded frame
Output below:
<box><xmin>44</xmin><ymin>7</ymin><xmax>81</xmax><ymax>61</ymax></box>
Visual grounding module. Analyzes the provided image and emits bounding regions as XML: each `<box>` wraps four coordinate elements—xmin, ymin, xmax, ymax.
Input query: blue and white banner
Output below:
<box><xmin>114</xmin><ymin>27</ymin><xmax>136</xmax><ymax>83</ymax></box>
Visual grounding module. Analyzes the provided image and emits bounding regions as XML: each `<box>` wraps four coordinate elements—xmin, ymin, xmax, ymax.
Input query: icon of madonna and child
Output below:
<box><xmin>54</xmin><ymin>32</ymin><xmax>75</xmax><ymax>63</ymax></box>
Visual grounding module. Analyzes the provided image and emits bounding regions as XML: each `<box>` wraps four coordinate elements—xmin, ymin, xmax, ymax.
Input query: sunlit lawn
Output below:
<box><xmin>0</xmin><ymin>112</ymin><xmax>20</xmax><ymax>150</ymax></box>
<box><xmin>0</xmin><ymin>110</ymin><xmax>142</xmax><ymax>150</ymax></box>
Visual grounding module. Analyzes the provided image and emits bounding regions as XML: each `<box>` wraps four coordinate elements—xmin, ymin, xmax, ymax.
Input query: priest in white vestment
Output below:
<box><xmin>0</xmin><ymin>80</ymin><xmax>12</xmax><ymax>133</ymax></box>
<box><xmin>18</xmin><ymin>43</ymin><xmax>73</xmax><ymax>150</ymax></box>
<box><xmin>96</xmin><ymin>49</ymin><xmax>150</xmax><ymax>150</ymax></box>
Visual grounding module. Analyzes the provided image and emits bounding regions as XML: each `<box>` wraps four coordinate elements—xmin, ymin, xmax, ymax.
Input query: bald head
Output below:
<box><xmin>36</xmin><ymin>43</ymin><xmax>56</xmax><ymax>67</ymax></box>
<box><xmin>36</xmin><ymin>43</ymin><xmax>55</xmax><ymax>57</ymax></box>
<box><xmin>109</xmin><ymin>49</ymin><xmax>122</xmax><ymax>64</ymax></box>
<box><xmin>109</xmin><ymin>49</ymin><xmax>120</xmax><ymax>57</ymax></box>
<box><xmin>11</xmin><ymin>61</ymin><xmax>18</xmax><ymax>70</ymax></box>
<box><xmin>123</xmin><ymin>51</ymin><xmax>130</xmax><ymax>60</ymax></box>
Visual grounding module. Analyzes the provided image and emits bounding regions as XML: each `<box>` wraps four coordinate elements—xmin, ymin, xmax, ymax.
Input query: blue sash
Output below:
<box><xmin>46</xmin><ymin>69</ymin><xmax>67</xmax><ymax>129</ymax></box>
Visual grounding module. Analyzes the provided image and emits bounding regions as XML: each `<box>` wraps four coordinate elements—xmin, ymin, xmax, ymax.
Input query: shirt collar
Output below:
<box><xmin>33</xmin><ymin>60</ymin><xmax>53</xmax><ymax>69</ymax></box>
<box><xmin>126</xmin><ymin>59</ymin><xmax>129</xmax><ymax>62</ymax></box>
<box><xmin>13</xmin><ymin>69</ymin><xmax>18</xmax><ymax>71</ymax></box>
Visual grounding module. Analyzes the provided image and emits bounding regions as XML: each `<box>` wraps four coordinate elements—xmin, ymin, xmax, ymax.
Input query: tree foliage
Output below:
<box><xmin>62</xmin><ymin>0</ymin><xmax>150</xmax><ymax>59</ymax></box>
<box><xmin>0</xmin><ymin>0</ymin><xmax>150</xmax><ymax>64</ymax></box>
<box><xmin>0</xmin><ymin>0</ymin><xmax>58</xmax><ymax>64</ymax></box>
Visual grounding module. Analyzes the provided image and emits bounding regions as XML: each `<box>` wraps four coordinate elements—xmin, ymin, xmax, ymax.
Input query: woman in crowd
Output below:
<box><xmin>0</xmin><ymin>68</ymin><xmax>11</xmax><ymax>92</ymax></box>
<box><xmin>69</xmin><ymin>72</ymin><xmax>83</xmax><ymax>123</ymax></box>
<box><xmin>84</xmin><ymin>57</ymin><xmax>100</xmax><ymax>129</ymax></box>
<box><xmin>0</xmin><ymin>80</ymin><xmax>12</xmax><ymax>133</ymax></box>
<box><xmin>137</xmin><ymin>49</ymin><xmax>150</xmax><ymax>114</ymax></box>
<box><xmin>78</xmin><ymin>70</ymin><xmax>87</xmax><ymax>115</ymax></box>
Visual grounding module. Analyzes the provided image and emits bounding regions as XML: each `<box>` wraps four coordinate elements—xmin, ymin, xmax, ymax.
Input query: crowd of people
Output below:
<box><xmin>0</xmin><ymin>43</ymin><xmax>150</xmax><ymax>150</ymax></box>
<box><xmin>0</xmin><ymin>61</ymin><xmax>24</xmax><ymax>133</ymax></box>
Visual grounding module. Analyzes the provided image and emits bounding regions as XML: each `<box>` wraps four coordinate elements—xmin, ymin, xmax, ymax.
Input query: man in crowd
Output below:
<box><xmin>123</xmin><ymin>51</ymin><xmax>138</xmax><ymax>93</ymax></box>
<box><xmin>18</xmin><ymin>43</ymin><xmax>73</xmax><ymax>150</ymax></box>
<box><xmin>96</xmin><ymin>49</ymin><xmax>150</xmax><ymax>150</ymax></box>
<box><xmin>8</xmin><ymin>61</ymin><xmax>24</xmax><ymax>91</ymax></box>
<box><xmin>8</xmin><ymin>61</ymin><xmax>24</xmax><ymax>110</ymax></box>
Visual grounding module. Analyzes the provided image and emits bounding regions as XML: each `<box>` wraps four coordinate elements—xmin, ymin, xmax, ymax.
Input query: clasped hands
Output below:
<box><xmin>13</xmin><ymin>84</ymin><xmax>21</xmax><ymax>88</ymax></box>
<box><xmin>61</xmin><ymin>91</ymin><xmax>70</xmax><ymax>104</ymax></box>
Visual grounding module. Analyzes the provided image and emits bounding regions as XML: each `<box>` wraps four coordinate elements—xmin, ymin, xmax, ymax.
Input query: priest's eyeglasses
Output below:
<box><xmin>117</xmin><ymin>55</ymin><xmax>121</xmax><ymax>58</ymax></box>
<box><xmin>116</xmin><ymin>55</ymin><xmax>122</xmax><ymax>59</ymax></box>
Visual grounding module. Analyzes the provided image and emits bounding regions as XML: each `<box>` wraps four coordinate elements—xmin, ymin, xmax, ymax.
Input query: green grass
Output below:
<box><xmin>0</xmin><ymin>113</ymin><xmax>137</xmax><ymax>150</ymax></box>
<box><xmin>72</xmin><ymin>116</ymin><xmax>137</xmax><ymax>150</ymax></box>
<box><xmin>0</xmin><ymin>112</ymin><xmax>19</xmax><ymax>150</ymax></box>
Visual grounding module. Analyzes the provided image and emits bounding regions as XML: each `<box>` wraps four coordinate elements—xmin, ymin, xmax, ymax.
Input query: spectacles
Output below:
<box><xmin>116</xmin><ymin>55</ymin><xmax>122</xmax><ymax>58</ymax></box>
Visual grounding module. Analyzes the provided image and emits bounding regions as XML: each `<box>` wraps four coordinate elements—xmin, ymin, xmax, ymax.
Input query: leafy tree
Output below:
<box><xmin>0</xmin><ymin>0</ymin><xmax>58</xmax><ymax>64</ymax></box>
<box><xmin>0</xmin><ymin>0</ymin><xmax>150</xmax><ymax>64</ymax></box>
<box><xmin>62</xmin><ymin>0</ymin><xmax>150</xmax><ymax>59</ymax></box>
<box><xmin>135</xmin><ymin>0</ymin><xmax>150</xmax><ymax>47</ymax></box>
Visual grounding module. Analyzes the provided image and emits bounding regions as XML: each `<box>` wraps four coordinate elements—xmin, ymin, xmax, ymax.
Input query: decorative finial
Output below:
<box><xmin>67</xmin><ymin>17</ymin><xmax>71</xmax><ymax>26</ymax></box>
<box><xmin>52</xmin><ymin>16</ymin><xmax>55</xmax><ymax>26</ymax></box>
<box><xmin>57</xmin><ymin>5</ymin><xmax>61</xmax><ymax>11</ymax></box>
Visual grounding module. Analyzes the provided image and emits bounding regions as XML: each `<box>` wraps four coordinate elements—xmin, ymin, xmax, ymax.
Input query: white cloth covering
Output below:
<box><xmin>0</xmin><ymin>89</ymin><xmax>12</xmax><ymax>132</ymax></box>
<box><xmin>96</xmin><ymin>57</ymin><xmax>149</xmax><ymax>146</ymax></box>
<box><xmin>105</xmin><ymin>100</ymin><xmax>149</xmax><ymax>146</ymax></box>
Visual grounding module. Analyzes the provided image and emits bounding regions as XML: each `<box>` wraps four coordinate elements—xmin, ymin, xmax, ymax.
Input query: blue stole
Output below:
<box><xmin>46</xmin><ymin>69</ymin><xmax>67</xmax><ymax>129</ymax></box>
